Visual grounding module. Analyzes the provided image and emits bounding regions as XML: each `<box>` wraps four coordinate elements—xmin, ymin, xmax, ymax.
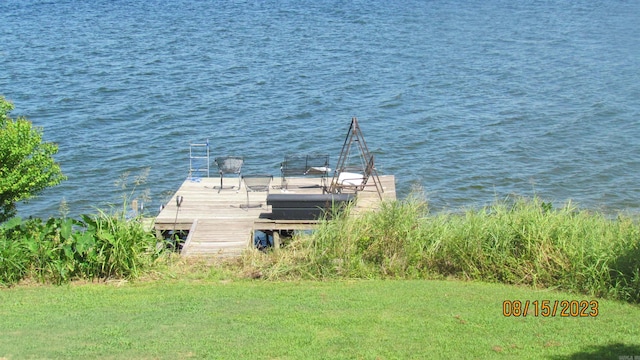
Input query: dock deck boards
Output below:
<box><xmin>154</xmin><ymin>175</ymin><xmax>396</xmax><ymax>256</ymax></box>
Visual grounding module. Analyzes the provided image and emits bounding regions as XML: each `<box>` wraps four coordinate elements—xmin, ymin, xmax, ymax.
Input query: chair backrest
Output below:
<box><xmin>215</xmin><ymin>156</ymin><xmax>244</xmax><ymax>175</ymax></box>
<box><xmin>242</xmin><ymin>174</ymin><xmax>273</xmax><ymax>192</ymax></box>
<box><xmin>281</xmin><ymin>154</ymin><xmax>329</xmax><ymax>177</ymax></box>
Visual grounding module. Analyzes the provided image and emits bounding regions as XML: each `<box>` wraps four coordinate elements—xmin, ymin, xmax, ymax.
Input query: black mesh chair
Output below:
<box><xmin>214</xmin><ymin>156</ymin><xmax>244</xmax><ymax>193</ymax></box>
<box><xmin>280</xmin><ymin>154</ymin><xmax>330</xmax><ymax>189</ymax></box>
<box><xmin>241</xmin><ymin>174</ymin><xmax>273</xmax><ymax>209</ymax></box>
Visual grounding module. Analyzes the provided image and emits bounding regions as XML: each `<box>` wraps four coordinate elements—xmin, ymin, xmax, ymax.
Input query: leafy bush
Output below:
<box><xmin>0</xmin><ymin>217</ymin><xmax>30</xmax><ymax>284</ymax></box>
<box><xmin>0</xmin><ymin>96</ymin><xmax>65</xmax><ymax>222</ymax></box>
<box><xmin>0</xmin><ymin>212</ymin><xmax>164</xmax><ymax>286</ymax></box>
<box><xmin>80</xmin><ymin>209</ymin><xmax>161</xmax><ymax>279</ymax></box>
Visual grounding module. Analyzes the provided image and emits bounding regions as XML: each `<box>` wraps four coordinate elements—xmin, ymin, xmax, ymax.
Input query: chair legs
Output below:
<box><xmin>218</xmin><ymin>174</ymin><xmax>241</xmax><ymax>193</ymax></box>
<box><xmin>241</xmin><ymin>190</ymin><xmax>262</xmax><ymax>209</ymax></box>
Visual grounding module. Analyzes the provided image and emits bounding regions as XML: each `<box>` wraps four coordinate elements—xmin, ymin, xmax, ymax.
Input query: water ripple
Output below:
<box><xmin>1</xmin><ymin>0</ymin><xmax>638</xmax><ymax>218</ymax></box>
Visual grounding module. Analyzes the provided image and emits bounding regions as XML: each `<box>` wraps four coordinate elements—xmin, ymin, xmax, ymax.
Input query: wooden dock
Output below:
<box><xmin>154</xmin><ymin>175</ymin><xmax>396</xmax><ymax>257</ymax></box>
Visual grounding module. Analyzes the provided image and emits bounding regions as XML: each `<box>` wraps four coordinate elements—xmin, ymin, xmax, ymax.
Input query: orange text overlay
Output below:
<box><xmin>502</xmin><ymin>300</ymin><xmax>599</xmax><ymax>317</ymax></box>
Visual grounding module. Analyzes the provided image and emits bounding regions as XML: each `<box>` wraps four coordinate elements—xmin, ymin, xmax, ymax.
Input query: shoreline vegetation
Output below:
<box><xmin>2</xmin><ymin>189</ymin><xmax>640</xmax><ymax>357</ymax></box>
<box><xmin>1</xmin><ymin>187</ymin><xmax>639</xmax><ymax>304</ymax></box>
<box><xmin>239</xmin><ymin>190</ymin><xmax>640</xmax><ymax>304</ymax></box>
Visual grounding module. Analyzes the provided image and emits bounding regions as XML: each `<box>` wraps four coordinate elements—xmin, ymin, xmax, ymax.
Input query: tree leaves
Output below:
<box><xmin>0</xmin><ymin>96</ymin><xmax>66</xmax><ymax>222</ymax></box>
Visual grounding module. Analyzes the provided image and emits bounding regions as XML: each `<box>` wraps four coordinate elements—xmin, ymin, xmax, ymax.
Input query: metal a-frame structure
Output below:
<box><xmin>328</xmin><ymin>117</ymin><xmax>384</xmax><ymax>199</ymax></box>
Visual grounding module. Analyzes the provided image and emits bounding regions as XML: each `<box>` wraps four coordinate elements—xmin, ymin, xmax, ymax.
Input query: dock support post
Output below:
<box><xmin>273</xmin><ymin>231</ymin><xmax>280</xmax><ymax>249</ymax></box>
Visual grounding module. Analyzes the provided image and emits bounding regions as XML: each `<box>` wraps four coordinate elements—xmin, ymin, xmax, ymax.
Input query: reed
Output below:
<box><xmin>242</xmin><ymin>193</ymin><xmax>640</xmax><ymax>303</ymax></box>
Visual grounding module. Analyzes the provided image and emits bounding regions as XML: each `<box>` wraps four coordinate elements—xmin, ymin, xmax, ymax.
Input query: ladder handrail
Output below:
<box><xmin>189</xmin><ymin>139</ymin><xmax>210</xmax><ymax>178</ymax></box>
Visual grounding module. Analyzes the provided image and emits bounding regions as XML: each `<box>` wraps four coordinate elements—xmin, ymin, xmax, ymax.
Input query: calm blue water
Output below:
<box><xmin>1</xmin><ymin>0</ymin><xmax>639</xmax><ymax>218</ymax></box>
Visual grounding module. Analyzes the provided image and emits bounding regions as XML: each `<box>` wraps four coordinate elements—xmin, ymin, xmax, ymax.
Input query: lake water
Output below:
<box><xmin>1</xmin><ymin>0</ymin><xmax>639</xmax><ymax>218</ymax></box>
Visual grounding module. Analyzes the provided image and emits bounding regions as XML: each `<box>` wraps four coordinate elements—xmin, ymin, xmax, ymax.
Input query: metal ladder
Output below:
<box><xmin>189</xmin><ymin>139</ymin><xmax>210</xmax><ymax>178</ymax></box>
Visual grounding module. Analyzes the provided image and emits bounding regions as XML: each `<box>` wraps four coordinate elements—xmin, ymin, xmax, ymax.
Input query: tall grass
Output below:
<box><xmin>241</xmin><ymin>193</ymin><xmax>640</xmax><ymax>303</ymax></box>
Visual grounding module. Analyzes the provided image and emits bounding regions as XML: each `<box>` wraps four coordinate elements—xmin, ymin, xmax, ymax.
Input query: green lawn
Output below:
<box><xmin>1</xmin><ymin>279</ymin><xmax>639</xmax><ymax>359</ymax></box>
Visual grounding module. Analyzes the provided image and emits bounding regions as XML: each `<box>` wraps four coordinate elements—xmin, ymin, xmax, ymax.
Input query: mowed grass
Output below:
<box><xmin>0</xmin><ymin>279</ymin><xmax>639</xmax><ymax>359</ymax></box>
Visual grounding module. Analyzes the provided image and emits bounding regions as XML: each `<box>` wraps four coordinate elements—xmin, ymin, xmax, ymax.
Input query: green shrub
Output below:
<box><xmin>0</xmin><ymin>167</ymin><xmax>165</xmax><ymax>286</ymax></box>
<box><xmin>0</xmin><ymin>211</ymin><xmax>164</xmax><ymax>286</ymax></box>
<box><xmin>0</xmin><ymin>96</ymin><xmax>65</xmax><ymax>222</ymax></box>
<box><xmin>79</xmin><ymin>208</ymin><xmax>161</xmax><ymax>279</ymax></box>
<box><xmin>0</xmin><ymin>217</ymin><xmax>30</xmax><ymax>286</ymax></box>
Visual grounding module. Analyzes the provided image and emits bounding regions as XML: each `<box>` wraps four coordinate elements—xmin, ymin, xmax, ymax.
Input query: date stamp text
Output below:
<box><xmin>502</xmin><ymin>300</ymin><xmax>599</xmax><ymax>317</ymax></box>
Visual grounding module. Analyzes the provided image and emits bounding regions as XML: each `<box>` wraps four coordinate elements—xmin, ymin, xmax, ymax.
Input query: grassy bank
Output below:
<box><xmin>241</xmin><ymin>194</ymin><xmax>640</xmax><ymax>303</ymax></box>
<box><xmin>2</xmin><ymin>193</ymin><xmax>639</xmax><ymax>305</ymax></box>
<box><xmin>1</xmin><ymin>194</ymin><xmax>639</xmax><ymax>358</ymax></box>
<box><xmin>1</xmin><ymin>279</ymin><xmax>639</xmax><ymax>359</ymax></box>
